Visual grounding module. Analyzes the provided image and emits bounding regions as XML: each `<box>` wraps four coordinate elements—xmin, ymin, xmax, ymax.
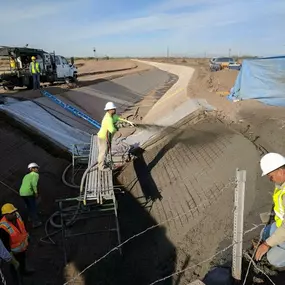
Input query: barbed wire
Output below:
<box><xmin>243</xmin><ymin>252</ymin><xmax>276</xmax><ymax>285</ymax></box>
<box><xmin>63</xmin><ymin>178</ymin><xmax>236</xmax><ymax>284</ymax></box>
<box><xmin>148</xmin><ymin>223</ymin><xmax>264</xmax><ymax>284</ymax></box>
<box><xmin>242</xmin><ymin>225</ymin><xmax>265</xmax><ymax>285</ymax></box>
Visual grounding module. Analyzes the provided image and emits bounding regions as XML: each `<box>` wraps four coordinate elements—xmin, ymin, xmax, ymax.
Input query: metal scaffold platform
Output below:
<box><xmin>58</xmin><ymin>134</ymin><xmax>131</xmax><ymax>263</ymax></box>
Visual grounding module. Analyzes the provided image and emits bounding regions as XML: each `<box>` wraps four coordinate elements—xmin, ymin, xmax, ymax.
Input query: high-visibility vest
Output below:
<box><xmin>273</xmin><ymin>184</ymin><xmax>285</xmax><ymax>227</ymax></box>
<box><xmin>31</xmin><ymin>62</ymin><xmax>40</xmax><ymax>74</ymax></box>
<box><xmin>10</xmin><ymin>59</ymin><xmax>16</xmax><ymax>69</ymax></box>
<box><xmin>0</xmin><ymin>213</ymin><xmax>28</xmax><ymax>253</ymax></box>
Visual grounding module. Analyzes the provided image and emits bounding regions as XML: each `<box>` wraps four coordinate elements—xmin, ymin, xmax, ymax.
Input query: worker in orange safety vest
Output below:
<box><xmin>0</xmin><ymin>203</ymin><xmax>33</xmax><ymax>275</ymax></box>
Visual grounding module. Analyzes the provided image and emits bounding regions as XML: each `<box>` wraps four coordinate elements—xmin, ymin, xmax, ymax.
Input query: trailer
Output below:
<box><xmin>0</xmin><ymin>46</ymin><xmax>77</xmax><ymax>90</ymax></box>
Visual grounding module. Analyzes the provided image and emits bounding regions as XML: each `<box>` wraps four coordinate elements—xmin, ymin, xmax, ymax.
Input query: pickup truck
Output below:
<box><xmin>0</xmin><ymin>46</ymin><xmax>77</xmax><ymax>90</ymax></box>
<box><xmin>209</xmin><ymin>57</ymin><xmax>241</xmax><ymax>71</ymax></box>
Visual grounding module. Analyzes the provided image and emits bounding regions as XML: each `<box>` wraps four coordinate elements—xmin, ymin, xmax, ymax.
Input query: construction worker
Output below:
<box><xmin>19</xmin><ymin>163</ymin><xmax>42</xmax><ymax>228</ymax></box>
<box><xmin>29</xmin><ymin>56</ymin><xmax>41</xmax><ymax>90</ymax></box>
<box><xmin>0</xmin><ymin>203</ymin><xmax>32</xmax><ymax>275</ymax></box>
<box><xmin>97</xmin><ymin>102</ymin><xmax>134</xmax><ymax>171</ymax></box>
<box><xmin>255</xmin><ymin>152</ymin><xmax>285</xmax><ymax>268</ymax></box>
<box><xmin>0</xmin><ymin>238</ymin><xmax>20</xmax><ymax>284</ymax></box>
<box><xmin>9</xmin><ymin>57</ymin><xmax>16</xmax><ymax>70</ymax></box>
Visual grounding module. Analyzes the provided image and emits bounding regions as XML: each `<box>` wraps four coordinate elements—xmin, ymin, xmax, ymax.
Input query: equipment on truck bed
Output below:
<box><xmin>0</xmin><ymin>46</ymin><xmax>77</xmax><ymax>90</ymax></box>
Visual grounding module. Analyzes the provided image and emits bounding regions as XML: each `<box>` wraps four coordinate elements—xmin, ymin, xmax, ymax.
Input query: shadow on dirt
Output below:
<box><xmin>66</xmin><ymin>184</ymin><xmax>176</xmax><ymax>285</ymax></box>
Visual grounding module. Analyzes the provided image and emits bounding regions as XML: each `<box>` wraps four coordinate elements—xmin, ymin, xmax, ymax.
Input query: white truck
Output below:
<box><xmin>0</xmin><ymin>46</ymin><xmax>78</xmax><ymax>90</ymax></box>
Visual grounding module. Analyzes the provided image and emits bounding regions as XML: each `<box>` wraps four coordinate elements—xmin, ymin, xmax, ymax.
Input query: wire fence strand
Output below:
<box><xmin>148</xmin><ymin>223</ymin><xmax>264</xmax><ymax>285</ymax></box>
<box><xmin>242</xmin><ymin>225</ymin><xmax>265</xmax><ymax>285</ymax></box>
<box><xmin>243</xmin><ymin>252</ymin><xmax>276</xmax><ymax>285</ymax></box>
<box><xmin>63</xmin><ymin>179</ymin><xmax>236</xmax><ymax>284</ymax></box>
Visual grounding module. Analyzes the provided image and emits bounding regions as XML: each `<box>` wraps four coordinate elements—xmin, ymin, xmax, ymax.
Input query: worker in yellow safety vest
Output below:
<box><xmin>29</xmin><ymin>56</ymin><xmax>41</xmax><ymax>90</ymax></box>
<box><xmin>9</xmin><ymin>57</ymin><xmax>16</xmax><ymax>70</ymax></box>
<box><xmin>255</xmin><ymin>153</ymin><xmax>285</xmax><ymax>268</ymax></box>
<box><xmin>97</xmin><ymin>102</ymin><xmax>134</xmax><ymax>171</ymax></box>
<box><xmin>0</xmin><ymin>203</ymin><xmax>33</xmax><ymax>275</ymax></box>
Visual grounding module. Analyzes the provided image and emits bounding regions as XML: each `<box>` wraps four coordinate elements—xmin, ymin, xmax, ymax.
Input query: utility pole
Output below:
<box><xmin>167</xmin><ymin>46</ymin><xmax>169</xmax><ymax>59</ymax></box>
<box><xmin>229</xmin><ymin>48</ymin><xmax>232</xmax><ymax>57</ymax></box>
<box><xmin>93</xmin><ymin>47</ymin><xmax>96</xmax><ymax>59</ymax></box>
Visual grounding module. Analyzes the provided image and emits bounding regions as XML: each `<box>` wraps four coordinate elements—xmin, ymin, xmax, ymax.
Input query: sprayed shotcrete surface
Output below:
<box><xmin>118</xmin><ymin>117</ymin><xmax>260</xmax><ymax>284</ymax></box>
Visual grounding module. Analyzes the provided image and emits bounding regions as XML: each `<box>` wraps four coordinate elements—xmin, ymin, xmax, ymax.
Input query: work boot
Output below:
<box><xmin>32</xmin><ymin>221</ymin><xmax>42</xmax><ymax>228</ymax></box>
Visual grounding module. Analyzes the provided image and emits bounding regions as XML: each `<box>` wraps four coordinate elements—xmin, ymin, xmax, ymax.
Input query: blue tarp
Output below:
<box><xmin>229</xmin><ymin>56</ymin><xmax>285</xmax><ymax>107</ymax></box>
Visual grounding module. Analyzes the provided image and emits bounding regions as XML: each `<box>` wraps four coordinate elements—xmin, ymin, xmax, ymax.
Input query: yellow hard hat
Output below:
<box><xmin>31</xmin><ymin>56</ymin><xmax>36</xmax><ymax>60</ymax></box>
<box><xmin>1</xmin><ymin>203</ymin><xmax>17</xmax><ymax>215</ymax></box>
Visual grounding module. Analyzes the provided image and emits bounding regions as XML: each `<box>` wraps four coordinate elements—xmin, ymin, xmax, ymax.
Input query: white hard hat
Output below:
<box><xmin>104</xmin><ymin>102</ymin><xmax>116</xmax><ymax>111</ymax></box>
<box><xmin>28</xmin><ymin>162</ymin><xmax>39</xmax><ymax>169</ymax></box>
<box><xmin>260</xmin><ymin>153</ymin><xmax>285</xmax><ymax>176</ymax></box>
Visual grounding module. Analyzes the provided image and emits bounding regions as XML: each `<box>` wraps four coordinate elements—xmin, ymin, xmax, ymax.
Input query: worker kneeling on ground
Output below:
<box><xmin>97</xmin><ymin>102</ymin><xmax>134</xmax><ymax>171</ymax></box>
<box><xmin>0</xmin><ymin>203</ymin><xmax>33</xmax><ymax>275</ymax></box>
<box><xmin>255</xmin><ymin>152</ymin><xmax>285</xmax><ymax>268</ymax></box>
<box><xmin>19</xmin><ymin>163</ymin><xmax>42</xmax><ymax>228</ymax></box>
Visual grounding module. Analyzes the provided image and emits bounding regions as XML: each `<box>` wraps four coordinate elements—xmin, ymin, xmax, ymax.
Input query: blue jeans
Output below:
<box><xmin>261</xmin><ymin>222</ymin><xmax>285</xmax><ymax>267</ymax></box>
<box><xmin>32</xmin><ymin>73</ymin><xmax>40</xmax><ymax>90</ymax></box>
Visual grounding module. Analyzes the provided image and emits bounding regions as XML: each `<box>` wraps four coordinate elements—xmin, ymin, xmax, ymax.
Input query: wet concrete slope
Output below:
<box><xmin>118</xmin><ymin>116</ymin><xmax>260</xmax><ymax>283</ymax></box>
<box><xmin>61</xmin><ymin>68</ymin><xmax>175</xmax><ymax>123</ymax></box>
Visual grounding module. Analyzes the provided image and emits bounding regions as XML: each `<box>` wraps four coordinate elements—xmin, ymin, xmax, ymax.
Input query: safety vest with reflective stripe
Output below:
<box><xmin>0</xmin><ymin>213</ymin><xmax>28</xmax><ymax>253</ymax></box>
<box><xmin>273</xmin><ymin>184</ymin><xmax>285</xmax><ymax>227</ymax></box>
<box><xmin>31</xmin><ymin>62</ymin><xmax>40</xmax><ymax>74</ymax></box>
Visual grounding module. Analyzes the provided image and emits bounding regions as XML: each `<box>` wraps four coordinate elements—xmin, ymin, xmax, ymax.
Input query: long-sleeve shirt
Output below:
<box><xmin>266</xmin><ymin>182</ymin><xmax>285</xmax><ymax>247</ymax></box>
<box><xmin>97</xmin><ymin>113</ymin><xmax>128</xmax><ymax>141</ymax></box>
<box><xmin>0</xmin><ymin>238</ymin><xmax>12</xmax><ymax>262</ymax></box>
<box><xmin>19</xmin><ymin>172</ymin><xmax>39</xmax><ymax>196</ymax></box>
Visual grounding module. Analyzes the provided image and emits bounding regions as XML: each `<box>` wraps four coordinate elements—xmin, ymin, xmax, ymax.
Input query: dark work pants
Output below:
<box><xmin>22</xmin><ymin>196</ymin><xmax>39</xmax><ymax>223</ymax></box>
<box><xmin>32</xmin><ymin>74</ymin><xmax>40</xmax><ymax>90</ymax></box>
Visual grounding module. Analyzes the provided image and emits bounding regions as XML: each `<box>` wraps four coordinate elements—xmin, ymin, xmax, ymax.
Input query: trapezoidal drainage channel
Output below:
<box><xmin>0</xmin><ymin>109</ymin><xmax>279</xmax><ymax>285</ymax></box>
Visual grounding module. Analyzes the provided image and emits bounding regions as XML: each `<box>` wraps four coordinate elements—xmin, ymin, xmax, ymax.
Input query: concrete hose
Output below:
<box><xmin>62</xmin><ymin>163</ymin><xmax>80</xmax><ymax>189</ymax></box>
<box><xmin>42</xmin><ymin>162</ymin><xmax>98</xmax><ymax>244</ymax></box>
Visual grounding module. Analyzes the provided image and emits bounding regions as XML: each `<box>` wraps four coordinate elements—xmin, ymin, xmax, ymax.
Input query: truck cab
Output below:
<box><xmin>54</xmin><ymin>55</ymin><xmax>77</xmax><ymax>81</ymax></box>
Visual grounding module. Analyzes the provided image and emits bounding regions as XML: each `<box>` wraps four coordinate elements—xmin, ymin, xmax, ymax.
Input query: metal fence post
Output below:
<box><xmin>232</xmin><ymin>169</ymin><xmax>246</xmax><ymax>281</ymax></box>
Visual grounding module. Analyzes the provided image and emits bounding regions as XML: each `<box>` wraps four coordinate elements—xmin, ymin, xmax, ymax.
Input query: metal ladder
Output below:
<box><xmin>40</xmin><ymin>90</ymin><xmax>101</xmax><ymax>129</ymax></box>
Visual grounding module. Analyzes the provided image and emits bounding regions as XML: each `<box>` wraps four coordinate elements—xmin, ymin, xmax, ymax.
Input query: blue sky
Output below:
<box><xmin>1</xmin><ymin>0</ymin><xmax>285</xmax><ymax>57</ymax></box>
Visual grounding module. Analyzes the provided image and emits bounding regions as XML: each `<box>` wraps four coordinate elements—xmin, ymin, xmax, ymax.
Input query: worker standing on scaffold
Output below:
<box><xmin>97</xmin><ymin>102</ymin><xmax>134</xmax><ymax>171</ymax></box>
